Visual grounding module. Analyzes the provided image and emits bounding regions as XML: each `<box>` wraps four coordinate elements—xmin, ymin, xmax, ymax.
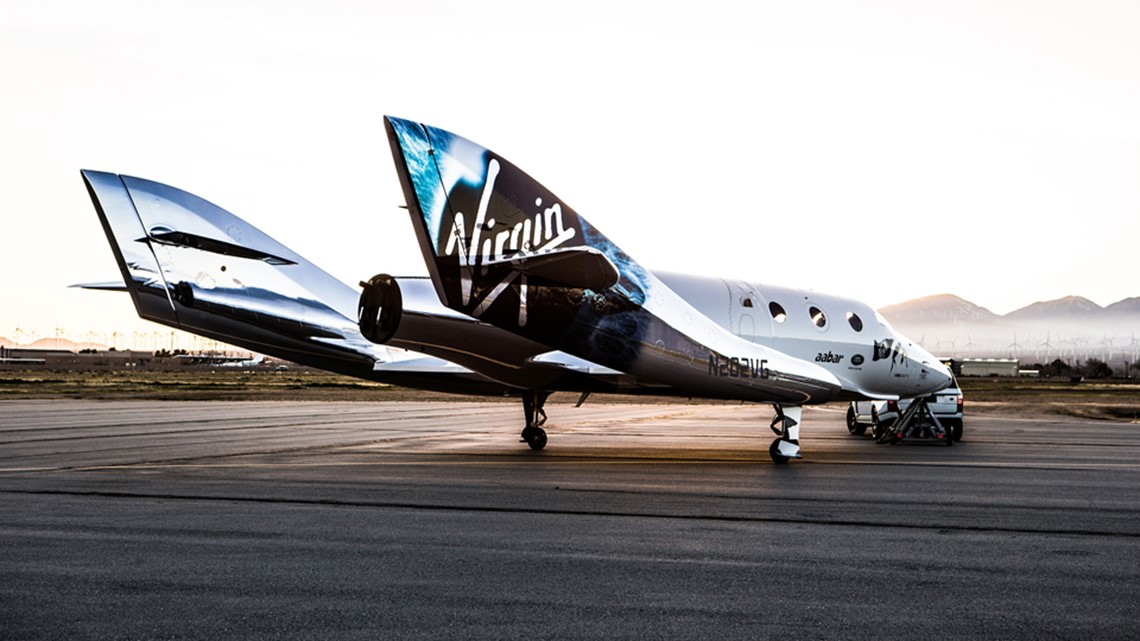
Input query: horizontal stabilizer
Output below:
<box><xmin>483</xmin><ymin>247</ymin><xmax>618</xmax><ymax>290</ymax></box>
<box><xmin>527</xmin><ymin>351</ymin><xmax>624</xmax><ymax>375</ymax></box>
<box><xmin>145</xmin><ymin>230</ymin><xmax>297</xmax><ymax>266</ymax></box>
<box><xmin>70</xmin><ymin>281</ymin><xmax>128</xmax><ymax>292</ymax></box>
<box><xmin>371</xmin><ymin>355</ymin><xmax>475</xmax><ymax>374</ymax></box>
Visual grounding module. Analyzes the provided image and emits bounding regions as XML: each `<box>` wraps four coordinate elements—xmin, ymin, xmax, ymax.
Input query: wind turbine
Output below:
<box><xmin>1007</xmin><ymin>332</ymin><xmax>1022</xmax><ymax>359</ymax></box>
<box><xmin>1023</xmin><ymin>335</ymin><xmax>1035</xmax><ymax>361</ymax></box>
<box><xmin>1100</xmin><ymin>333</ymin><xmax>1116</xmax><ymax>362</ymax></box>
<box><xmin>963</xmin><ymin>334</ymin><xmax>980</xmax><ymax>357</ymax></box>
<box><xmin>1074</xmin><ymin>335</ymin><xmax>1091</xmax><ymax>361</ymax></box>
<box><xmin>1040</xmin><ymin>332</ymin><xmax>1054</xmax><ymax>361</ymax></box>
<box><xmin>1128</xmin><ymin>332</ymin><xmax>1140</xmax><ymax>377</ymax></box>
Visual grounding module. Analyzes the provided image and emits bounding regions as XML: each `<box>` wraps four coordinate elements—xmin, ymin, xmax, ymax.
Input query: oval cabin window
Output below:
<box><xmin>769</xmin><ymin>302</ymin><xmax>787</xmax><ymax>323</ymax></box>
<box><xmin>809</xmin><ymin>306</ymin><xmax>827</xmax><ymax>329</ymax></box>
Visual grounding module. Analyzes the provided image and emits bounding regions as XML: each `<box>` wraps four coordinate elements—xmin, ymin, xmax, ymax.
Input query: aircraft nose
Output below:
<box><xmin>928</xmin><ymin>359</ymin><xmax>953</xmax><ymax>392</ymax></box>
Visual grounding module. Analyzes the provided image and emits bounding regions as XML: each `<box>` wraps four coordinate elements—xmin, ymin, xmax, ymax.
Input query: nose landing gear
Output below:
<box><xmin>769</xmin><ymin>405</ymin><xmax>803</xmax><ymax>463</ymax></box>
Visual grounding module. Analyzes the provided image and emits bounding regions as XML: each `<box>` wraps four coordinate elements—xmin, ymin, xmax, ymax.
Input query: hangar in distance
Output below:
<box><xmin>80</xmin><ymin>116</ymin><xmax>952</xmax><ymax>462</ymax></box>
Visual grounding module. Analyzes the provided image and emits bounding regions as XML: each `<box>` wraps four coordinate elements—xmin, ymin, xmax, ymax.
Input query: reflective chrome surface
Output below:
<box><xmin>82</xmin><ymin>170</ymin><xmax>503</xmax><ymax>393</ymax></box>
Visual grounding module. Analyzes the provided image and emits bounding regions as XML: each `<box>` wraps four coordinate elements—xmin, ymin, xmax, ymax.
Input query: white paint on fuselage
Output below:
<box><xmin>655</xmin><ymin>271</ymin><xmax>951</xmax><ymax>400</ymax></box>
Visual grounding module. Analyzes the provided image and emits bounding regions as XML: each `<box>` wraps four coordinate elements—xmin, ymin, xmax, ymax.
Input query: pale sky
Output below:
<box><xmin>2</xmin><ymin>0</ymin><xmax>1138</xmax><ymax>347</ymax></box>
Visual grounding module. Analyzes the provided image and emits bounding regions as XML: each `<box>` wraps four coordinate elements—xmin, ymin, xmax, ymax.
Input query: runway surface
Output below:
<box><xmin>2</xmin><ymin>399</ymin><xmax>1138</xmax><ymax>640</ymax></box>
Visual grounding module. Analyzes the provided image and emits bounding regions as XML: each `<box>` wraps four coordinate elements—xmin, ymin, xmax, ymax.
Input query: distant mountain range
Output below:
<box><xmin>1106</xmin><ymin>297</ymin><xmax>1140</xmax><ymax>314</ymax></box>
<box><xmin>881</xmin><ymin>294</ymin><xmax>1140</xmax><ymax>322</ymax></box>
<box><xmin>879</xmin><ymin>294</ymin><xmax>1000</xmax><ymax>324</ymax></box>
<box><xmin>879</xmin><ymin>294</ymin><xmax>1140</xmax><ymax>362</ymax></box>
<box><xmin>0</xmin><ymin>337</ymin><xmax>110</xmax><ymax>352</ymax></box>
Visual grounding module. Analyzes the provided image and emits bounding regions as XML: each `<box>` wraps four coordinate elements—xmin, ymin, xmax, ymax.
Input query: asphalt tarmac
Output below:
<box><xmin>2</xmin><ymin>399</ymin><xmax>1138</xmax><ymax>640</ymax></box>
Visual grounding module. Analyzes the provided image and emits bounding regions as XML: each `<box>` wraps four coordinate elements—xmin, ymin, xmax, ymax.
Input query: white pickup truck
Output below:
<box><xmin>846</xmin><ymin>376</ymin><xmax>964</xmax><ymax>442</ymax></box>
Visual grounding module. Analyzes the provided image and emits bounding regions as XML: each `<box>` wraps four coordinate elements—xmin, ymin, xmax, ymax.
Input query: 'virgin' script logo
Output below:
<box><xmin>442</xmin><ymin>159</ymin><xmax>577</xmax><ymax>326</ymax></box>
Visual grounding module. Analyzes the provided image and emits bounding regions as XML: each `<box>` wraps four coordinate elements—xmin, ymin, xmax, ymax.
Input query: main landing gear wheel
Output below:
<box><xmin>521</xmin><ymin>426</ymin><xmax>548</xmax><ymax>451</ymax></box>
<box><xmin>520</xmin><ymin>390</ymin><xmax>552</xmax><ymax>451</ymax></box>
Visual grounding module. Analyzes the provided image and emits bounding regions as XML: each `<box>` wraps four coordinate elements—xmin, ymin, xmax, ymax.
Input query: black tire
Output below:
<box><xmin>846</xmin><ymin>406</ymin><xmax>867</xmax><ymax>435</ymax></box>
<box><xmin>523</xmin><ymin>426</ymin><xmax>547</xmax><ymax>451</ymax></box>
<box><xmin>872</xmin><ymin>417</ymin><xmax>886</xmax><ymax>441</ymax></box>
<box><xmin>947</xmin><ymin>419</ymin><xmax>963</xmax><ymax>443</ymax></box>
<box><xmin>769</xmin><ymin>438</ymin><xmax>790</xmax><ymax>464</ymax></box>
<box><xmin>871</xmin><ymin>406</ymin><xmax>887</xmax><ymax>441</ymax></box>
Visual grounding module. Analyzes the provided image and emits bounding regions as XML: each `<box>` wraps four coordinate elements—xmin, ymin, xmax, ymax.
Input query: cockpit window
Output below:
<box><xmin>846</xmin><ymin>312</ymin><xmax>863</xmax><ymax>332</ymax></box>
<box><xmin>809</xmin><ymin>306</ymin><xmax>827</xmax><ymax>329</ymax></box>
<box><xmin>769</xmin><ymin>301</ymin><xmax>787</xmax><ymax>322</ymax></box>
<box><xmin>742</xmin><ymin>298</ymin><xmax>754</xmax><ymax>308</ymax></box>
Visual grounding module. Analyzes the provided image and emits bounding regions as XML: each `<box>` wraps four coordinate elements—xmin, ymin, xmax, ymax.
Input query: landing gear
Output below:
<box><xmin>520</xmin><ymin>390</ymin><xmax>551</xmax><ymax>451</ymax></box>
<box><xmin>521</xmin><ymin>425</ymin><xmax>548</xmax><ymax>450</ymax></box>
<box><xmin>769</xmin><ymin>405</ymin><xmax>803</xmax><ymax>463</ymax></box>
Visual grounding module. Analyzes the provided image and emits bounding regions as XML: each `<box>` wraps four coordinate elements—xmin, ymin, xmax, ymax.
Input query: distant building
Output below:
<box><xmin>0</xmin><ymin>348</ymin><xmax>155</xmax><ymax>370</ymax></box>
<box><xmin>961</xmin><ymin>358</ymin><xmax>1019</xmax><ymax>377</ymax></box>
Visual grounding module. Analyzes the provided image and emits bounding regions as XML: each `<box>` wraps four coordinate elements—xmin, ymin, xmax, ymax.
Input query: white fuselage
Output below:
<box><xmin>656</xmin><ymin>271</ymin><xmax>951</xmax><ymax>401</ymax></box>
